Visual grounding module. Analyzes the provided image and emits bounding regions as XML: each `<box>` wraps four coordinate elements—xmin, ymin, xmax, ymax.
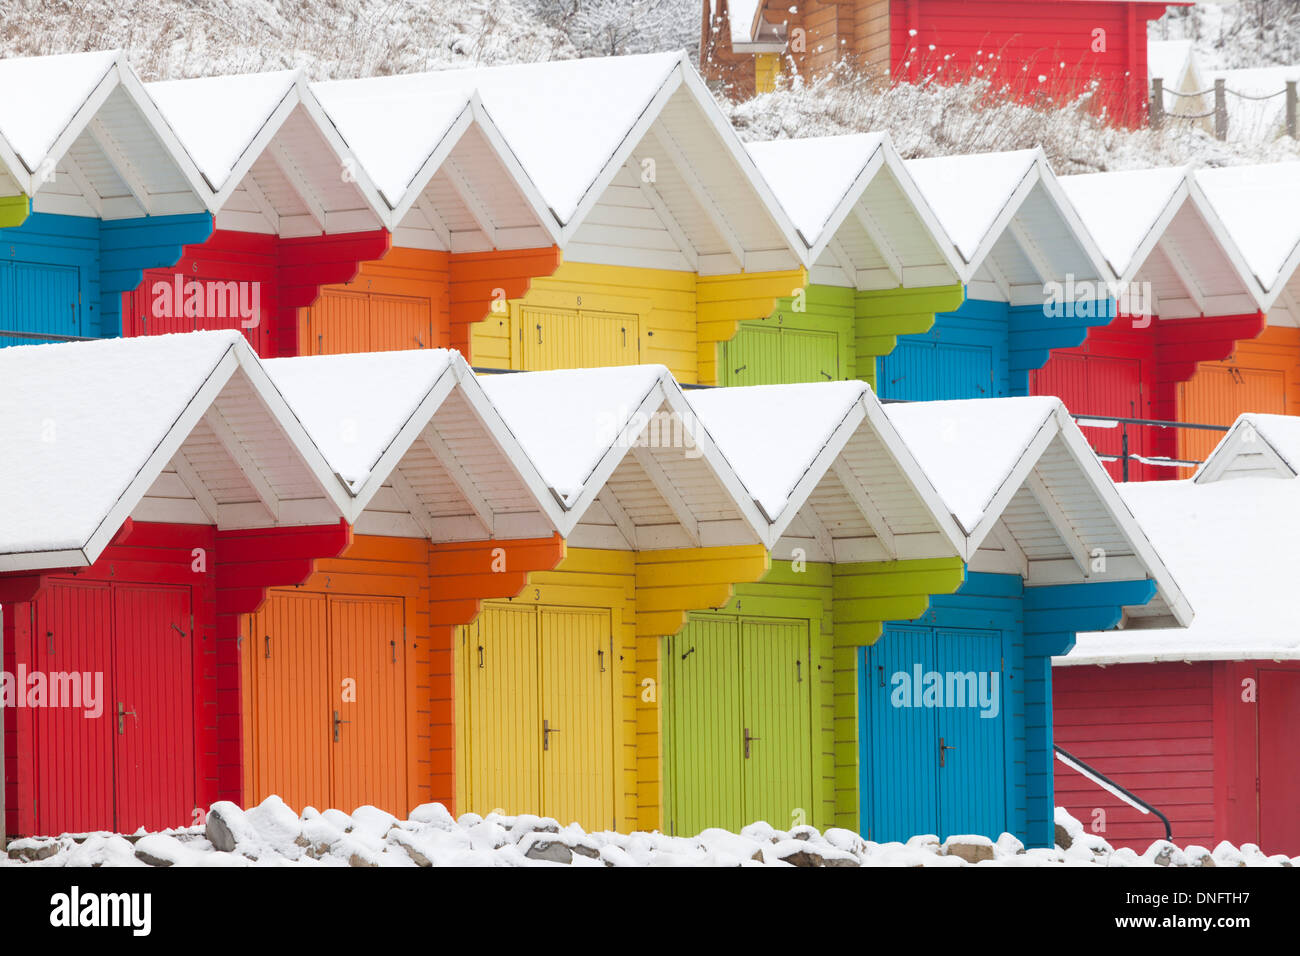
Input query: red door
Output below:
<box><xmin>33</xmin><ymin>581</ymin><xmax>114</xmax><ymax>835</ymax></box>
<box><xmin>112</xmin><ymin>584</ymin><xmax>195</xmax><ymax>833</ymax></box>
<box><xmin>1033</xmin><ymin>353</ymin><xmax>1149</xmax><ymax>481</ymax></box>
<box><xmin>1258</xmin><ymin>669</ymin><xmax>1300</xmax><ymax>855</ymax></box>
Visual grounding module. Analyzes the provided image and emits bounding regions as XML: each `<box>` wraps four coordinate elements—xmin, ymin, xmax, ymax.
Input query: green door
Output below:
<box><xmin>665</xmin><ymin>615</ymin><xmax>813</xmax><ymax>835</ymax></box>
<box><xmin>720</xmin><ymin>323</ymin><xmax>840</xmax><ymax>386</ymax></box>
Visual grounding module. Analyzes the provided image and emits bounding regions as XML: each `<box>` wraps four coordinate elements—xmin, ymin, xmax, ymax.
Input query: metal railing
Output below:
<box><xmin>1071</xmin><ymin>412</ymin><xmax>1230</xmax><ymax>481</ymax></box>
<box><xmin>0</xmin><ymin>329</ymin><xmax>97</xmax><ymax>343</ymax></box>
<box><xmin>1151</xmin><ymin>76</ymin><xmax>1298</xmax><ymax>140</ymax></box>
<box><xmin>1054</xmin><ymin>744</ymin><xmax>1172</xmax><ymax>842</ymax></box>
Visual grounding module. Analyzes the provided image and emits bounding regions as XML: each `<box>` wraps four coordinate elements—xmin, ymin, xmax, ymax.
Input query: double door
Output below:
<box><xmin>461</xmin><ymin>603</ymin><xmax>616</xmax><ymax>830</ymax></box>
<box><xmin>664</xmin><ymin>615</ymin><xmax>813</xmax><ymax>835</ymax></box>
<box><xmin>33</xmin><ymin>580</ymin><xmax>194</xmax><ymax>835</ymax></box>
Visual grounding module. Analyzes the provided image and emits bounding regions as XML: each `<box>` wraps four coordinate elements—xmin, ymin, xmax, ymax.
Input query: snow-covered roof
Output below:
<box><xmin>263</xmin><ymin>349</ymin><xmax>562</xmax><ymax>542</ymax></box>
<box><xmin>745</xmin><ymin>134</ymin><xmax>962</xmax><ymax>289</ymax></box>
<box><xmin>311</xmin><ymin>78</ymin><xmax>558</xmax><ymax>252</ymax></box>
<box><xmin>688</xmin><ymin>381</ymin><xmax>964</xmax><ymax>563</ymax></box>
<box><xmin>146</xmin><ymin>70</ymin><xmax>386</xmax><ymax>236</ymax></box>
<box><xmin>884</xmin><ymin>396</ymin><xmax>1190</xmax><ymax>626</ymax></box>
<box><xmin>1147</xmin><ymin>40</ymin><xmax>1197</xmax><ymax>91</ymax></box>
<box><xmin>315</xmin><ymin>53</ymin><xmax>803</xmax><ymax>273</ymax></box>
<box><xmin>1194</xmin><ymin>412</ymin><xmax>1300</xmax><ymax>483</ymax></box>
<box><xmin>904</xmin><ymin>148</ymin><xmax>1112</xmax><ymax>302</ymax></box>
<box><xmin>0</xmin><ymin>50</ymin><xmax>210</xmax><ymax>218</ymax></box>
<box><xmin>1060</xmin><ymin>477</ymin><xmax>1300</xmax><ymax>665</ymax></box>
<box><xmin>1195</xmin><ymin>162</ymin><xmax>1300</xmax><ymax>322</ymax></box>
<box><xmin>1059</xmin><ymin>166</ymin><xmax>1261</xmax><ymax>317</ymax></box>
<box><xmin>480</xmin><ymin>365</ymin><xmax>769</xmax><ymax>550</ymax></box>
<box><xmin>0</xmin><ymin>331</ymin><xmax>351</xmax><ymax>572</ymax></box>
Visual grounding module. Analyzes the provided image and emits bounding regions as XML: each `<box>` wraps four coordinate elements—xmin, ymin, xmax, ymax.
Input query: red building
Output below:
<box><xmin>1054</xmin><ymin>416</ymin><xmax>1300</xmax><ymax>857</ymax></box>
<box><xmin>0</xmin><ymin>333</ymin><xmax>353</xmax><ymax>838</ymax></box>
<box><xmin>703</xmin><ymin>0</ymin><xmax>1182</xmax><ymax>124</ymax></box>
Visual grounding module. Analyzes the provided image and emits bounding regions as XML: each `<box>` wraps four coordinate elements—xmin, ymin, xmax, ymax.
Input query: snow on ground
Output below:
<box><xmin>3</xmin><ymin>798</ymin><xmax>1294</xmax><ymax>867</ymax></box>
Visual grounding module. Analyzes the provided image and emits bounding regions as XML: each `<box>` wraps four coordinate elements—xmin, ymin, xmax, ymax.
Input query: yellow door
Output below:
<box><xmin>245</xmin><ymin>591</ymin><xmax>331</xmax><ymax>813</ymax></box>
<box><xmin>520</xmin><ymin>305</ymin><xmax>639</xmax><ymax>369</ymax></box>
<box><xmin>464</xmin><ymin>604</ymin><xmax>541</xmax><ymax>817</ymax></box>
<box><xmin>539</xmin><ymin>607</ymin><xmax>616</xmax><ymax>830</ymax></box>
<box><xmin>328</xmin><ymin>595</ymin><xmax>407</xmax><ymax>815</ymax></box>
<box><xmin>303</xmin><ymin>289</ymin><xmax>370</xmax><ymax>355</ymax></box>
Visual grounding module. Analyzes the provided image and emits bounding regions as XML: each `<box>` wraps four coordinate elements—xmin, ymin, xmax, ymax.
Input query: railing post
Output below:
<box><xmin>1150</xmin><ymin>77</ymin><xmax>1165</xmax><ymax>130</ymax></box>
<box><xmin>1215</xmin><ymin>78</ymin><xmax>1227</xmax><ymax>140</ymax></box>
<box><xmin>1288</xmin><ymin>80</ymin><xmax>1297</xmax><ymax>139</ymax></box>
<box><xmin>1121</xmin><ymin>423</ymin><xmax>1130</xmax><ymax>482</ymax></box>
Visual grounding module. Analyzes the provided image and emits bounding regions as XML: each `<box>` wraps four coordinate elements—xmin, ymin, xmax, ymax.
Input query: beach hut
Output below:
<box><xmin>1178</xmin><ymin>163</ymin><xmax>1300</xmax><ymax>466</ymax></box>
<box><xmin>314</xmin><ymin>53</ymin><xmax>808</xmax><ymax>382</ymax></box>
<box><xmin>0</xmin><ymin>332</ymin><xmax>354</xmax><ymax>839</ymax></box>
<box><xmin>675</xmin><ymin>380</ymin><xmax>967</xmax><ymax>834</ymax></box>
<box><xmin>462</xmin><ymin>365</ymin><xmax>778</xmax><ymax>832</ymax></box>
<box><xmin>0</xmin><ymin>51</ymin><xmax>213</xmax><ymax>347</ymax></box>
<box><xmin>1037</xmin><ymin>165</ymin><xmax>1264</xmax><ymax>479</ymax></box>
<box><xmin>869</xmin><ymin>396</ymin><xmax>1191</xmax><ymax>847</ymax></box>
<box><xmin>728</xmin><ymin>133</ymin><xmax>965</xmax><ymax>388</ymax></box>
<box><xmin>121</xmin><ymin>70</ymin><xmax>391</xmax><ymax>357</ymax></box>
<box><xmin>876</xmin><ymin>149</ymin><xmax>1114</xmax><ymax>402</ymax></box>
<box><xmin>244</xmin><ymin>349</ymin><xmax>569</xmax><ymax>817</ymax></box>
<box><xmin>1055</xmin><ymin>414</ymin><xmax>1300</xmax><ymax>856</ymax></box>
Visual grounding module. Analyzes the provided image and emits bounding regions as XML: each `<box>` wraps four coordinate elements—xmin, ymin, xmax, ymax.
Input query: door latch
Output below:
<box><xmin>117</xmin><ymin>702</ymin><xmax>137</xmax><ymax>735</ymax></box>
<box><xmin>543</xmin><ymin>719</ymin><xmax>560</xmax><ymax>751</ymax></box>
<box><xmin>598</xmin><ymin>648</ymin><xmax>605</xmax><ymax>672</ymax></box>
<box><xmin>939</xmin><ymin>736</ymin><xmax>957</xmax><ymax>768</ymax></box>
<box><xmin>265</xmin><ymin>635</ymin><xmax>271</xmax><ymax>659</ymax></box>
<box><xmin>744</xmin><ymin>727</ymin><xmax>760</xmax><ymax>759</ymax></box>
<box><xmin>333</xmin><ymin>709</ymin><xmax>350</xmax><ymax>742</ymax></box>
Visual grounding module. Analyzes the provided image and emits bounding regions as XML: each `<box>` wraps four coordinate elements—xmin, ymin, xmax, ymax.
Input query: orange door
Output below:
<box><xmin>1179</xmin><ymin>364</ymin><xmax>1287</xmax><ymax>466</ymax></box>
<box><xmin>302</xmin><ymin>289</ymin><xmax>370</xmax><ymax>355</ymax></box>
<box><xmin>244</xmin><ymin>590</ymin><xmax>408</xmax><ymax>815</ymax></box>
<box><xmin>369</xmin><ymin>293</ymin><xmax>433</xmax><ymax>352</ymax></box>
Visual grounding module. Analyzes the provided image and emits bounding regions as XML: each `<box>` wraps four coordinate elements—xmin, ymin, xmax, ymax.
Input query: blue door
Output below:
<box><xmin>877</xmin><ymin>340</ymin><xmax>994</xmax><ymax>401</ymax></box>
<box><xmin>0</xmin><ymin>260</ymin><xmax>82</xmax><ymax>346</ymax></box>
<box><xmin>860</xmin><ymin>625</ymin><xmax>1008</xmax><ymax>842</ymax></box>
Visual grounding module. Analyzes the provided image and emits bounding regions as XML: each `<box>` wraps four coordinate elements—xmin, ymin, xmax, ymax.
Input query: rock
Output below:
<box><xmin>1054</xmin><ymin>823</ymin><xmax>1073</xmax><ymax>850</ymax></box>
<box><xmin>822</xmin><ymin>855</ymin><xmax>861</xmax><ymax>868</ymax></box>
<box><xmin>524</xmin><ymin>840</ymin><xmax>573</xmax><ymax>864</ymax></box>
<box><xmin>134</xmin><ymin>847</ymin><xmax>174</xmax><ymax>867</ymax></box>
<box><xmin>348</xmin><ymin>852</ymin><xmax>378</xmax><ymax>868</ymax></box>
<box><xmin>944</xmin><ymin>839</ymin><xmax>995</xmax><ymax>864</ymax></box>
<box><xmin>751</xmin><ymin>850</ymin><xmax>764</xmax><ymax>862</ymax></box>
<box><xmin>409</xmin><ymin>803</ymin><xmax>456</xmax><ymax>831</ymax></box>
<box><xmin>396</xmin><ymin>840</ymin><xmax>431</xmax><ymax>867</ymax></box>
<box><xmin>781</xmin><ymin>849</ymin><xmax>825</xmax><ymax>867</ymax></box>
<box><xmin>571</xmin><ymin>843</ymin><xmax>600</xmax><ymax>860</ymax></box>
<box><xmin>7</xmin><ymin>839</ymin><xmax>60</xmax><ymax>862</ymax></box>
<box><xmin>205</xmin><ymin>805</ymin><xmax>241</xmax><ymax>853</ymax></box>
<box><xmin>294</xmin><ymin>834</ymin><xmax>311</xmax><ymax>848</ymax></box>
<box><xmin>789</xmin><ymin>825</ymin><xmax>819</xmax><ymax>842</ymax></box>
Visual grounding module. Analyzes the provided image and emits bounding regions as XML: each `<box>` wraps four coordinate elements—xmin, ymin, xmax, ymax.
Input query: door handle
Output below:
<box><xmin>477</xmin><ymin>644</ymin><xmax>485</xmax><ymax>668</ymax></box>
<box><xmin>333</xmin><ymin>709</ymin><xmax>350</xmax><ymax>743</ymax></box>
<box><xmin>744</xmin><ymin>727</ymin><xmax>760</xmax><ymax>759</ymax></box>
<box><xmin>536</xmin><ymin>323</ymin><xmax>543</xmax><ymax>344</ymax></box>
<box><xmin>265</xmin><ymin>634</ymin><xmax>271</xmax><ymax>659</ymax></box>
<box><xmin>543</xmin><ymin>719</ymin><xmax>560</xmax><ymax>751</ymax></box>
<box><xmin>598</xmin><ymin>648</ymin><xmax>605</xmax><ymax>672</ymax></box>
<box><xmin>390</xmin><ymin>639</ymin><xmax>397</xmax><ymax>663</ymax></box>
<box><xmin>117</xmin><ymin>702</ymin><xmax>137</xmax><ymax>735</ymax></box>
<box><xmin>939</xmin><ymin>736</ymin><xmax>957</xmax><ymax>768</ymax></box>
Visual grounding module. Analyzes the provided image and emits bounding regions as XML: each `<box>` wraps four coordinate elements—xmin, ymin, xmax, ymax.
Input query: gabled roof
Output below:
<box><xmin>1194</xmin><ymin>412</ymin><xmax>1300</xmax><ymax>483</ymax></box>
<box><xmin>1060</xmin><ymin>166</ymin><xmax>1263</xmax><ymax>318</ymax></box>
<box><xmin>147</xmin><ymin>70</ymin><xmax>386</xmax><ymax>237</ymax></box>
<box><xmin>311</xmin><ymin>78</ymin><xmax>559</xmax><ymax>253</ymax></box>
<box><xmin>1196</xmin><ymin>162</ymin><xmax>1300</xmax><ymax>323</ymax></box>
<box><xmin>745</xmin><ymin>133</ymin><xmax>963</xmax><ymax>290</ymax></box>
<box><xmin>687</xmin><ymin>381</ymin><xmax>965</xmax><ymax>563</ymax></box>
<box><xmin>264</xmin><ymin>349</ymin><xmax>564</xmax><ymax>542</ymax></box>
<box><xmin>0</xmin><ymin>331</ymin><xmax>352</xmax><ymax>573</ymax></box>
<box><xmin>480</xmin><ymin>365</ymin><xmax>769</xmax><ymax>550</ymax></box>
<box><xmin>323</xmin><ymin>53</ymin><xmax>804</xmax><ymax>274</ymax></box>
<box><xmin>885</xmin><ymin>396</ymin><xmax>1191</xmax><ymax>626</ymax></box>
<box><xmin>0</xmin><ymin>50</ymin><xmax>210</xmax><ymax>218</ymax></box>
<box><xmin>905</xmin><ymin>148</ymin><xmax>1113</xmax><ymax>304</ymax></box>
<box><xmin>1060</xmin><ymin>477</ymin><xmax>1300</xmax><ymax>665</ymax></box>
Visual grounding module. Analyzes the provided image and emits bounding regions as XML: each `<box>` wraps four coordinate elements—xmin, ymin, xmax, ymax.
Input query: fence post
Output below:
<box><xmin>1150</xmin><ymin>77</ymin><xmax>1165</xmax><ymax>129</ymax></box>
<box><xmin>1215</xmin><ymin>78</ymin><xmax>1227</xmax><ymax>140</ymax></box>
<box><xmin>1288</xmin><ymin>80</ymin><xmax>1297</xmax><ymax>138</ymax></box>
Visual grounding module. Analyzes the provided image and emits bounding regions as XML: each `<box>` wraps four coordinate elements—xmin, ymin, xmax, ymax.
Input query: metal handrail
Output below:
<box><xmin>0</xmin><ymin>329</ymin><xmax>97</xmax><ymax>343</ymax></box>
<box><xmin>1054</xmin><ymin>744</ymin><xmax>1172</xmax><ymax>842</ymax></box>
<box><xmin>1070</xmin><ymin>412</ymin><xmax>1229</xmax><ymax>481</ymax></box>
